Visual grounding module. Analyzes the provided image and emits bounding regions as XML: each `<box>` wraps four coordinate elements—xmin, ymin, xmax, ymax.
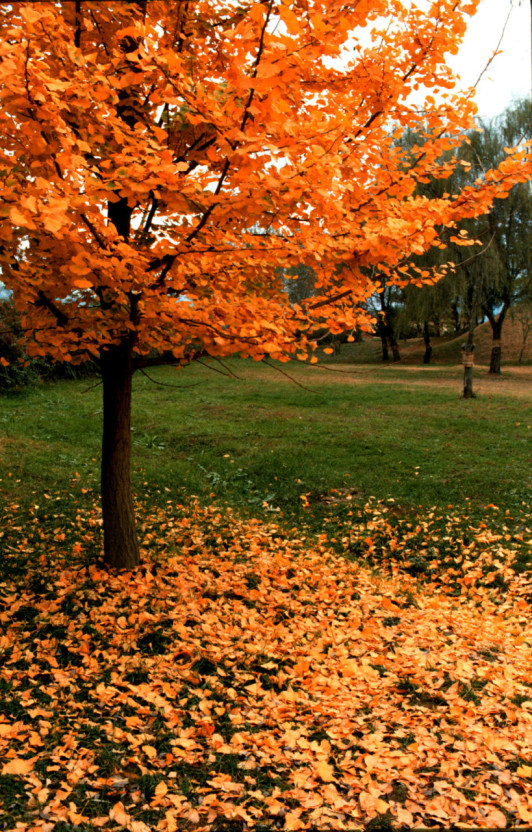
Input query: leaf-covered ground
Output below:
<box><xmin>1</xmin><ymin>494</ymin><xmax>532</xmax><ymax>831</ymax></box>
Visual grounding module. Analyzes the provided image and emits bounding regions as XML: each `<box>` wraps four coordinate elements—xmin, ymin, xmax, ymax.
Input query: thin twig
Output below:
<box><xmin>306</xmin><ymin>361</ymin><xmax>382</xmax><ymax>376</ymax></box>
<box><xmin>138</xmin><ymin>367</ymin><xmax>203</xmax><ymax>389</ymax></box>
<box><xmin>194</xmin><ymin>358</ymin><xmax>236</xmax><ymax>379</ymax></box>
<box><xmin>214</xmin><ymin>358</ymin><xmax>242</xmax><ymax>379</ymax></box>
<box><xmin>472</xmin><ymin>3</ymin><xmax>513</xmax><ymax>90</ymax></box>
<box><xmin>262</xmin><ymin>357</ymin><xmax>321</xmax><ymax>394</ymax></box>
<box><xmin>81</xmin><ymin>379</ymin><xmax>103</xmax><ymax>393</ymax></box>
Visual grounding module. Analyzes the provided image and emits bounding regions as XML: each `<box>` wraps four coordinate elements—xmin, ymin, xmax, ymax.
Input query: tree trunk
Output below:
<box><xmin>482</xmin><ymin>296</ymin><xmax>510</xmax><ymax>376</ymax></box>
<box><xmin>384</xmin><ymin>315</ymin><xmax>400</xmax><ymax>362</ymax></box>
<box><xmin>489</xmin><ymin>340</ymin><xmax>502</xmax><ymax>374</ymax></box>
<box><xmin>423</xmin><ymin>320</ymin><xmax>432</xmax><ymax>364</ymax></box>
<box><xmin>485</xmin><ymin>309</ymin><xmax>506</xmax><ymax>375</ymax></box>
<box><xmin>463</xmin><ymin>363</ymin><xmax>475</xmax><ymax>398</ymax></box>
<box><xmin>380</xmin><ymin>332</ymin><xmax>389</xmax><ymax>362</ymax></box>
<box><xmin>100</xmin><ymin>340</ymin><xmax>140</xmax><ymax>569</ymax></box>
<box><xmin>451</xmin><ymin>300</ymin><xmax>460</xmax><ymax>333</ymax></box>
<box><xmin>376</xmin><ymin>319</ymin><xmax>389</xmax><ymax>361</ymax></box>
<box><xmin>462</xmin><ymin>273</ymin><xmax>478</xmax><ymax>399</ymax></box>
<box><xmin>462</xmin><ymin>333</ymin><xmax>476</xmax><ymax>399</ymax></box>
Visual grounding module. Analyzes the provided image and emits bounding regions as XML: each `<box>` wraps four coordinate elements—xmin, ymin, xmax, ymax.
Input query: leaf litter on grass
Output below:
<box><xmin>1</xmin><ymin>494</ymin><xmax>532</xmax><ymax>831</ymax></box>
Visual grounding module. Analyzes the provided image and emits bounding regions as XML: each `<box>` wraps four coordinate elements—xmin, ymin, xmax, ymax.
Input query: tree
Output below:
<box><xmin>458</xmin><ymin>100</ymin><xmax>532</xmax><ymax>374</ymax></box>
<box><xmin>403</xmin><ymin>100</ymin><xmax>532</xmax><ymax>373</ymax></box>
<box><xmin>0</xmin><ymin>1</ymin><xmax>530</xmax><ymax>568</ymax></box>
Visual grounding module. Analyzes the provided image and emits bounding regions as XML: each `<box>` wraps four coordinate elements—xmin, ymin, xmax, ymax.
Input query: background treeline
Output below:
<box><xmin>284</xmin><ymin>98</ymin><xmax>532</xmax><ymax>370</ymax></box>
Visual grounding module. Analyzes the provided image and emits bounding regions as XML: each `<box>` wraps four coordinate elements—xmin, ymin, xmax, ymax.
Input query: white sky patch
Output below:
<box><xmin>449</xmin><ymin>0</ymin><xmax>531</xmax><ymax>120</ymax></box>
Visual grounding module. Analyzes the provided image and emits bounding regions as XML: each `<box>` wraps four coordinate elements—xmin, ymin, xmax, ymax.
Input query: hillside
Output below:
<box><xmin>328</xmin><ymin>316</ymin><xmax>532</xmax><ymax>367</ymax></box>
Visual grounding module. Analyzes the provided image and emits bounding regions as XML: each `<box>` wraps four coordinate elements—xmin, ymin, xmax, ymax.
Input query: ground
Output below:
<box><xmin>0</xmin><ymin>360</ymin><xmax>531</xmax><ymax>830</ymax></box>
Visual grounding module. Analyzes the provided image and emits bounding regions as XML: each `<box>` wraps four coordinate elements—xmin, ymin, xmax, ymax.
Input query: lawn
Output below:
<box><xmin>1</xmin><ymin>359</ymin><xmax>531</xmax><ymax>522</ymax></box>
<box><xmin>1</xmin><ymin>360</ymin><xmax>532</xmax><ymax>830</ymax></box>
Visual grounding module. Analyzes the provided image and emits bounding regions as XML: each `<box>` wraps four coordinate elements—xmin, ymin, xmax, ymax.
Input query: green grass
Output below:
<box><xmin>0</xmin><ymin>359</ymin><xmax>530</xmax><ymax>534</ymax></box>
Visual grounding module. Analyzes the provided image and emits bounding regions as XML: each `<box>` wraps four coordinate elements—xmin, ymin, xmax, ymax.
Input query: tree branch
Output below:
<box><xmin>35</xmin><ymin>290</ymin><xmax>69</xmax><ymax>327</ymax></box>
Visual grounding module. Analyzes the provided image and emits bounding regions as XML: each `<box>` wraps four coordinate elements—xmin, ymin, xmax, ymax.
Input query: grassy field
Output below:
<box><xmin>1</xmin><ymin>359</ymin><xmax>530</xmax><ymax>525</ymax></box>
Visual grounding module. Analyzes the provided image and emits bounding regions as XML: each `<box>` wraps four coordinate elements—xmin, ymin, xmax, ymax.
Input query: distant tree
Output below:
<box><xmin>460</xmin><ymin>100</ymin><xmax>532</xmax><ymax>373</ymax></box>
<box><xmin>397</xmin><ymin>99</ymin><xmax>532</xmax><ymax>375</ymax></box>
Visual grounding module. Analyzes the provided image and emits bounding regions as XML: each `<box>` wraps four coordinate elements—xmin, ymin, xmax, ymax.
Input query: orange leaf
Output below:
<box><xmin>315</xmin><ymin>760</ymin><xmax>334</xmax><ymax>782</ymax></box>
<box><xmin>2</xmin><ymin>758</ymin><xmax>34</xmax><ymax>775</ymax></box>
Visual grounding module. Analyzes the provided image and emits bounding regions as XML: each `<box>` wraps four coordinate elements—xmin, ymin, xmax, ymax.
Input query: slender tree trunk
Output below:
<box><xmin>462</xmin><ymin>324</ymin><xmax>476</xmax><ymax>399</ymax></box>
<box><xmin>489</xmin><ymin>339</ymin><xmax>502</xmax><ymax>374</ymax></box>
<box><xmin>390</xmin><ymin>341</ymin><xmax>401</xmax><ymax>362</ymax></box>
<box><xmin>389</xmin><ymin>327</ymin><xmax>401</xmax><ymax>362</ymax></box>
<box><xmin>423</xmin><ymin>320</ymin><xmax>432</xmax><ymax>364</ymax></box>
<box><xmin>484</xmin><ymin>305</ymin><xmax>507</xmax><ymax>375</ymax></box>
<box><xmin>462</xmin><ymin>272</ymin><xmax>477</xmax><ymax>398</ymax></box>
<box><xmin>379</xmin><ymin>330</ymin><xmax>389</xmax><ymax>361</ymax></box>
<box><xmin>100</xmin><ymin>340</ymin><xmax>140</xmax><ymax>569</ymax></box>
<box><xmin>451</xmin><ymin>300</ymin><xmax>460</xmax><ymax>333</ymax></box>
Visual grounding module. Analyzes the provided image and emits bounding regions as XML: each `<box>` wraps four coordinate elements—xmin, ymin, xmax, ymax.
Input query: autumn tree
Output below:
<box><xmin>0</xmin><ymin>1</ymin><xmax>530</xmax><ymax>568</ymax></box>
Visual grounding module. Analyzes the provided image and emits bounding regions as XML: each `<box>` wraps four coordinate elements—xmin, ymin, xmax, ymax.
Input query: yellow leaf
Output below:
<box><xmin>315</xmin><ymin>760</ymin><xmax>334</xmax><ymax>782</ymax></box>
<box><xmin>2</xmin><ymin>758</ymin><xmax>34</xmax><ymax>775</ymax></box>
<box><xmin>155</xmin><ymin>780</ymin><xmax>168</xmax><ymax>796</ymax></box>
<box><xmin>142</xmin><ymin>744</ymin><xmax>157</xmax><ymax>759</ymax></box>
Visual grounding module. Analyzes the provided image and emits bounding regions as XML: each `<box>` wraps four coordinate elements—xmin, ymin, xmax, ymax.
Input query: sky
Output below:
<box><xmin>450</xmin><ymin>0</ymin><xmax>531</xmax><ymax>120</ymax></box>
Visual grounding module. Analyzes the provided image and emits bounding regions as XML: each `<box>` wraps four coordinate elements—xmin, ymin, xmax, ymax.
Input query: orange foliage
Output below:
<box><xmin>0</xmin><ymin>0</ymin><xmax>529</xmax><ymax>364</ymax></box>
<box><xmin>1</xmin><ymin>495</ymin><xmax>532</xmax><ymax>829</ymax></box>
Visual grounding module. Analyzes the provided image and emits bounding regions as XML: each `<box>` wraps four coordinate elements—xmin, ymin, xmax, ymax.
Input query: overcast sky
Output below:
<box><xmin>450</xmin><ymin>0</ymin><xmax>531</xmax><ymax>120</ymax></box>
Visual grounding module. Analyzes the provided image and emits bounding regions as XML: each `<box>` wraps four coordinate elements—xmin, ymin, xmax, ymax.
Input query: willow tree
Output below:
<box><xmin>0</xmin><ymin>1</ymin><xmax>530</xmax><ymax>567</ymax></box>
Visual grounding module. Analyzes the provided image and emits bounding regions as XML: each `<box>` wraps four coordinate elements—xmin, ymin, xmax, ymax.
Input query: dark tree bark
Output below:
<box><xmin>483</xmin><ymin>303</ymin><xmax>508</xmax><ymax>375</ymax></box>
<box><xmin>423</xmin><ymin>320</ymin><xmax>432</xmax><ymax>364</ymax></box>
<box><xmin>378</xmin><ymin>290</ymin><xmax>400</xmax><ymax>361</ymax></box>
<box><xmin>100</xmin><ymin>340</ymin><xmax>140</xmax><ymax>569</ymax></box>
<box><xmin>462</xmin><ymin>320</ymin><xmax>476</xmax><ymax>399</ymax></box>
<box><xmin>451</xmin><ymin>300</ymin><xmax>461</xmax><ymax>333</ymax></box>
<box><xmin>390</xmin><ymin>338</ymin><xmax>401</xmax><ymax>363</ymax></box>
<box><xmin>378</xmin><ymin>324</ymin><xmax>389</xmax><ymax>361</ymax></box>
<box><xmin>384</xmin><ymin>308</ymin><xmax>400</xmax><ymax>362</ymax></box>
<box><xmin>74</xmin><ymin>0</ymin><xmax>82</xmax><ymax>48</ymax></box>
